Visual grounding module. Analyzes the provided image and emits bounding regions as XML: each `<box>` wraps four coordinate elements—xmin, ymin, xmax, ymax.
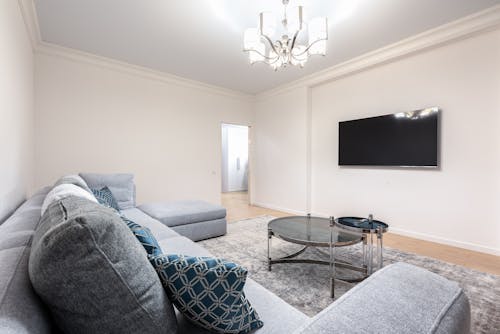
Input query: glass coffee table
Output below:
<box><xmin>335</xmin><ymin>215</ymin><xmax>389</xmax><ymax>275</ymax></box>
<box><xmin>267</xmin><ymin>214</ymin><xmax>366</xmax><ymax>298</ymax></box>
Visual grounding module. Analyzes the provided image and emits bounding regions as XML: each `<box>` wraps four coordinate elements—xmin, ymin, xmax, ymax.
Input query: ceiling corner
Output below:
<box><xmin>17</xmin><ymin>0</ymin><xmax>42</xmax><ymax>50</ymax></box>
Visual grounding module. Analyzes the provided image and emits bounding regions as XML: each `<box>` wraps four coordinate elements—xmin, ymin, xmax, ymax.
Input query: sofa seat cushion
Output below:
<box><xmin>294</xmin><ymin>262</ymin><xmax>470</xmax><ymax>334</ymax></box>
<box><xmin>177</xmin><ymin>279</ymin><xmax>308</xmax><ymax>334</ymax></box>
<box><xmin>139</xmin><ymin>201</ymin><xmax>226</xmax><ymax>227</ymax></box>
<box><xmin>29</xmin><ymin>197</ymin><xmax>177</xmax><ymax>334</ymax></box>
<box><xmin>158</xmin><ymin>236</ymin><xmax>213</xmax><ymax>258</ymax></box>
<box><xmin>121</xmin><ymin>208</ymin><xmax>181</xmax><ymax>241</ymax></box>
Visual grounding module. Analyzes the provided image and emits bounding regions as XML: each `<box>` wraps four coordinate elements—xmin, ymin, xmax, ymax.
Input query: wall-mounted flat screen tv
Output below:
<box><xmin>338</xmin><ymin>107</ymin><xmax>440</xmax><ymax>167</ymax></box>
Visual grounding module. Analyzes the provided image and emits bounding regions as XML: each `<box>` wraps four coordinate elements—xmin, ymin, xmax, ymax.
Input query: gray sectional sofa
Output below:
<box><xmin>0</xmin><ymin>177</ymin><xmax>471</xmax><ymax>334</ymax></box>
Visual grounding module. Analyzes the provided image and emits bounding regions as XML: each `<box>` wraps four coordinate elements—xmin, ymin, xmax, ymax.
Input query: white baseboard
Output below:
<box><xmin>251</xmin><ymin>202</ymin><xmax>307</xmax><ymax>216</ymax></box>
<box><xmin>389</xmin><ymin>227</ymin><xmax>500</xmax><ymax>256</ymax></box>
<box><xmin>252</xmin><ymin>203</ymin><xmax>500</xmax><ymax>256</ymax></box>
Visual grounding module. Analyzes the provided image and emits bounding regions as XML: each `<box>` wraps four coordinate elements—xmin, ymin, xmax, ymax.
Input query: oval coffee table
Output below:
<box><xmin>267</xmin><ymin>214</ymin><xmax>365</xmax><ymax>298</ymax></box>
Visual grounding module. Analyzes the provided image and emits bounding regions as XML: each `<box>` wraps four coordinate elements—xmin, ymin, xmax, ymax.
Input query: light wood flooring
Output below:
<box><xmin>221</xmin><ymin>191</ymin><xmax>500</xmax><ymax>276</ymax></box>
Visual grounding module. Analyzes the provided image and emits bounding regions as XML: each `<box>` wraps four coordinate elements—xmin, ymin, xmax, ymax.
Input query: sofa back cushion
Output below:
<box><xmin>0</xmin><ymin>187</ymin><xmax>55</xmax><ymax>334</ymax></box>
<box><xmin>29</xmin><ymin>196</ymin><xmax>177</xmax><ymax>334</ymax></box>
<box><xmin>79</xmin><ymin>173</ymin><xmax>136</xmax><ymax>209</ymax></box>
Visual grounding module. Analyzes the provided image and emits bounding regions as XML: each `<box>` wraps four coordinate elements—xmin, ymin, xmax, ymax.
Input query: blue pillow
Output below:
<box><xmin>91</xmin><ymin>186</ymin><xmax>120</xmax><ymax>211</ymax></box>
<box><xmin>121</xmin><ymin>216</ymin><xmax>162</xmax><ymax>257</ymax></box>
<box><xmin>151</xmin><ymin>254</ymin><xmax>263</xmax><ymax>334</ymax></box>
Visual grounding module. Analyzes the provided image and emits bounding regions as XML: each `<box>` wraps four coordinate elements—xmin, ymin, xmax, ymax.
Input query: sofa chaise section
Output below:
<box><xmin>139</xmin><ymin>200</ymin><xmax>227</xmax><ymax>241</ymax></box>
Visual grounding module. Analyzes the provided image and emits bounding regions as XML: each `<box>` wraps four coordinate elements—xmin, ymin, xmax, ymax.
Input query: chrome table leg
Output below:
<box><xmin>329</xmin><ymin>216</ymin><xmax>335</xmax><ymax>298</ymax></box>
<box><xmin>267</xmin><ymin>228</ymin><xmax>272</xmax><ymax>271</ymax></box>
<box><xmin>377</xmin><ymin>227</ymin><xmax>383</xmax><ymax>270</ymax></box>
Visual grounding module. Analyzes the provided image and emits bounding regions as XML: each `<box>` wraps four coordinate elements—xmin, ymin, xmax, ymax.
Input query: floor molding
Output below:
<box><xmin>251</xmin><ymin>202</ymin><xmax>307</xmax><ymax>216</ymax></box>
<box><xmin>389</xmin><ymin>227</ymin><xmax>500</xmax><ymax>257</ymax></box>
<box><xmin>252</xmin><ymin>203</ymin><xmax>500</xmax><ymax>256</ymax></box>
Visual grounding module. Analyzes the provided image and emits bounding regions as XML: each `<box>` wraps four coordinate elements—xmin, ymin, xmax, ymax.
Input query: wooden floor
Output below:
<box><xmin>221</xmin><ymin>191</ymin><xmax>500</xmax><ymax>276</ymax></box>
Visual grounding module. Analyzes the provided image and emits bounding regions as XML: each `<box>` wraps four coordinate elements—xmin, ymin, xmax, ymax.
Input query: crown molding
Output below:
<box><xmin>18</xmin><ymin>0</ymin><xmax>500</xmax><ymax>102</ymax></box>
<box><xmin>17</xmin><ymin>0</ymin><xmax>42</xmax><ymax>50</ymax></box>
<box><xmin>256</xmin><ymin>4</ymin><xmax>500</xmax><ymax>100</ymax></box>
<box><xmin>17</xmin><ymin>1</ymin><xmax>253</xmax><ymax>101</ymax></box>
<box><xmin>35</xmin><ymin>42</ymin><xmax>254</xmax><ymax>101</ymax></box>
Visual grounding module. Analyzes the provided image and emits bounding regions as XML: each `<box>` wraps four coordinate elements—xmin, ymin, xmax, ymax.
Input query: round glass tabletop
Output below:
<box><xmin>268</xmin><ymin>216</ymin><xmax>362</xmax><ymax>246</ymax></box>
<box><xmin>335</xmin><ymin>217</ymin><xmax>389</xmax><ymax>234</ymax></box>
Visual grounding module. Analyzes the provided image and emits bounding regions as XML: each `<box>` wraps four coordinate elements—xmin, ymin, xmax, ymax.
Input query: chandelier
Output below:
<box><xmin>243</xmin><ymin>0</ymin><xmax>328</xmax><ymax>70</ymax></box>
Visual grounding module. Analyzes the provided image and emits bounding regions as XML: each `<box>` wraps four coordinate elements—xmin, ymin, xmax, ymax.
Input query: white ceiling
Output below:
<box><xmin>35</xmin><ymin>0</ymin><xmax>500</xmax><ymax>94</ymax></box>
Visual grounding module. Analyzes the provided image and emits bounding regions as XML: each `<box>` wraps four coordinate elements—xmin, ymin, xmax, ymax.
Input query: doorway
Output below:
<box><xmin>221</xmin><ymin>123</ymin><xmax>249</xmax><ymax>193</ymax></box>
<box><xmin>221</xmin><ymin>123</ymin><xmax>250</xmax><ymax>214</ymax></box>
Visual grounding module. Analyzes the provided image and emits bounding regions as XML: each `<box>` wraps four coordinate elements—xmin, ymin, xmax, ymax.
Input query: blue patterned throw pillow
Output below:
<box><xmin>151</xmin><ymin>254</ymin><xmax>263</xmax><ymax>334</ymax></box>
<box><xmin>121</xmin><ymin>216</ymin><xmax>162</xmax><ymax>257</ymax></box>
<box><xmin>91</xmin><ymin>186</ymin><xmax>120</xmax><ymax>211</ymax></box>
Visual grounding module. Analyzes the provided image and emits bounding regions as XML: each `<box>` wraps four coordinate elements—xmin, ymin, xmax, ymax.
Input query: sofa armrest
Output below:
<box><xmin>294</xmin><ymin>262</ymin><xmax>470</xmax><ymax>334</ymax></box>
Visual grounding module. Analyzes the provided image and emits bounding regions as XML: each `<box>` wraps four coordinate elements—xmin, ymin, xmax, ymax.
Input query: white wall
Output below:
<box><xmin>0</xmin><ymin>1</ymin><xmax>35</xmax><ymax>222</ymax></box>
<box><xmin>254</xmin><ymin>29</ymin><xmax>500</xmax><ymax>255</ymax></box>
<box><xmin>311</xmin><ymin>29</ymin><xmax>500</xmax><ymax>255</ymax></box>
<box><xmin>34</xmin><ymin>52</ymin><xmax>253</xmax><ymax>205</ymax></box>
<box><xmin>252</xmin><ymin>87</ymin><xmax>309</xmax><ymax>214</ymax></box>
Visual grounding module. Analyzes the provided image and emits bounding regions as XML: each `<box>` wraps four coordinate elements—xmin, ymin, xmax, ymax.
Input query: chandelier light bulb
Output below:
<box><xmin>287</xmin><ymin>6</ymin><xmax>304</xmax><ymax>34</ymax></box>
<box><xmin>308</xmin><ymin>17</ymin><xmax>328</xmax><ymax>55</ymax></box>
<box><xmin>260</xmin><ymin>12</ymin><xmax>276</xmax><ymax>37</ymax></box>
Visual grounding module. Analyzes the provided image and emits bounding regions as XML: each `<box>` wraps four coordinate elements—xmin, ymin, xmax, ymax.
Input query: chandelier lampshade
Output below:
<box><xmin>308</xmin><ymin>17</ymin><xmax>328</xmax><ymax>55</ymax></box>
<box><xmin>243</xmin><ymin>0</ymin><xmax>328</xmax><ymax>70</ymax></box>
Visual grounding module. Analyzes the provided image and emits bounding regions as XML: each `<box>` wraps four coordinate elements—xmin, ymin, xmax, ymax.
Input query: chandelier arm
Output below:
<box><xmin>289</xmin><ymin>30</ymin><xmax>301</xmax><ymax>51</ymax></box>
<box><xmin>261</xmin><ymin>34</ymin><xmax>280</xmax><ymax>55</ymax></box>
<box><xmin>267</xmin><ymin>56</ymin><xmax>282</xmax><ymax>65</ymax></box>
<box><xmin>243</xmin><ymin>49</ymin><xmax>279</xmax><ymax>61</ymax></box>
<box><xmin>292</xmin><ymin>38</ymin><xmax>328</xmax><ymax>57</ymax></box>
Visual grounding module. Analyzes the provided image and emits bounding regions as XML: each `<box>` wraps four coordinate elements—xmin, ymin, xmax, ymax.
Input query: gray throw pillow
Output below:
<box><xmin>53</xmin><ymin>174</ymin><xmax>93</xmax><ymax>194</ymax></box>
<box><xmin>29</xmin><ymin>196</ymin><xmax>177</xmax><ymax>334</ymax></box>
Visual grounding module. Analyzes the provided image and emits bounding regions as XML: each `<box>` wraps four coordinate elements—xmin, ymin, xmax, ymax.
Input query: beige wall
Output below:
<box><xmin>0</xmin><ymin>0</ymin><xmax>35</xmax><ymax>222</ymax></box>
<box><xmin>253</xmin><ymin>29</ymin><xmax>500</xmax><ymax>255</ymax></box>
<box><xmin>34</xmin><ymin>53</ymin><xmax>253</xmax><ymax>205</ymax></box>
<box><xmin>252</xmin><ymin>87</ymin><xmax>309</xmax><ymax>213</ymax></box>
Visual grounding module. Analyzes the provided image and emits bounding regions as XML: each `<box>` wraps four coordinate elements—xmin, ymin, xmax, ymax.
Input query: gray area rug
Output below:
<box><xmin>199</xmin><ymin>215</ymin><xmax>500</xmax><ymax>334</ymax></box>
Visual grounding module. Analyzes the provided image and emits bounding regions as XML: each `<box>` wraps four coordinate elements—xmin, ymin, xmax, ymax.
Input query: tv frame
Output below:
<box><xmin>338</xmin><ymin>107</ymin><xmax>441</xmax><ymax>169</ymax></box>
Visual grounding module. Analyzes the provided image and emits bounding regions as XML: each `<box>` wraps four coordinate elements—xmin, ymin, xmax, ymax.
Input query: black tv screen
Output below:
<box><xmin>339</xmin><ymin>108</ymin><xmax>439</xmax><ymax>167</ymax></box>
